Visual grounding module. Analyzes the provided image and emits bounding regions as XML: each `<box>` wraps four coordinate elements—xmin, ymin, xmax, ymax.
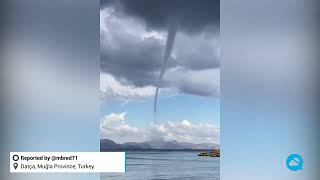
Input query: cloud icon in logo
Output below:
<box><xmin>286</xmin><ymin>154</ymin><xmax>303</xmax><ymax>171</ymax></box>
<box><xmin>288</xmin><ymin>158</ymin><xmax>299</xmax><ymax>166</ymax></box>
<box><xmin>289</xmin><ymin>160</ymin><xmax>297</xmax><ymax>166</ymax></box>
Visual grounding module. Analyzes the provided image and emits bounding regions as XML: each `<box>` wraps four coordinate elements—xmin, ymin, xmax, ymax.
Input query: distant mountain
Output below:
<box><xmin>100</xmin><ymin>139</ymin><xmax>219</xmax><ymax>150</ymax></box>
<box><xmin>100</xmin><ymin>139</ymin><xmax>152</xmax><ymax>150</ymax></box>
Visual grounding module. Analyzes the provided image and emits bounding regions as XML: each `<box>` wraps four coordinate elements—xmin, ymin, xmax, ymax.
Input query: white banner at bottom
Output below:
<box><xmin>10</xmin><ymin>152</ymin><xmax>126</xmax><ymax>173</ymax></box>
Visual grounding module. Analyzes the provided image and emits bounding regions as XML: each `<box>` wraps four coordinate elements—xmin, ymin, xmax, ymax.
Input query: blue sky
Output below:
<box><xmin>100</xmin><ymin>91</ymin><xmax>220</xmax><ymax>144</ymax></box>
<box><xmin>101</xmin><ymin>95</ymin><xmax>220</xmax><ymax>128</ymax></box>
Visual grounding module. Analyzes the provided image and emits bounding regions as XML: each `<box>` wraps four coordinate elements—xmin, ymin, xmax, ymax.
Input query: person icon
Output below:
<box><xmin>12</xmin><ymin>155</ymin><xmax>19</xmax><ymax>161</ymax></box>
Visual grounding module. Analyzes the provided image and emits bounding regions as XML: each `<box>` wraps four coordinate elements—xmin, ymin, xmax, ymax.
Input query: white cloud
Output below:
<box><xmin>100</xmin><ymin>112</ymin><xmax>144</xmax><ymax>143</ymax></box>
<box><xmin>149</xmin><ymin>120</ymin><xmax>220</xmax><ymax>144</ymax></box>
<box><xmin>100</xmin><ymin>112</ymin><xmax>220</xmax><ymax>144</ymax></box>
<box><xmin>141</xmin><ymin>31</ymin><xmax>165</xmax><ymax>40</ymax></box>
<box><xmin>100</xmin><ymin>73</ymin><xmax>155</xmax><ymax>102</ymax></box>
<box><xmin>100</xmin><ymin>112</ymin><xmax>126</xmax><ymax>127</ymax></box>
<box><xmin>100</xmin><ymin>73</ymin><xmax>176</xmax><ymax>103</ymax></box>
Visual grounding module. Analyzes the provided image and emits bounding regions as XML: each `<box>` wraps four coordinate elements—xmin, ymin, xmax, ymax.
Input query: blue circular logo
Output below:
<box><xmin>286</xmin><ymin>154</ymin><xmax>303</xmax><ymax>171</ymax></box>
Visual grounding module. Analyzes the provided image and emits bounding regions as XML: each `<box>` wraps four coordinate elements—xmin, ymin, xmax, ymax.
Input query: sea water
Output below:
<box><xmin>101</xmin><ymin>150</ymin><xmax>219</xmax><ymax>180</ymax></box>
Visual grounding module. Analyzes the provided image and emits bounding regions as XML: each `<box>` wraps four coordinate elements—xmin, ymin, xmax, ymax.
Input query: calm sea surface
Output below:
<box><xmin>101</xmin><ymin>150</ymin><xmax>219</xmax><ymax>180</ymax></box>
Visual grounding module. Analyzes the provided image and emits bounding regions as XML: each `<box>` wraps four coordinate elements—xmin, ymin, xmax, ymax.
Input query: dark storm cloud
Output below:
<box><xmin>100</xmin><ymin>36</ymin><xmax>171</xmax><ymax>87</ymax></box>
<box><xmin>100</xmin><ymin>0</ymin><xmax>220</xmax><ymax>97</ymax></box>
<box><xmin>100</xmin><ymin>0</ymin><xmax>219</xmax><ymax>34</ymax></box>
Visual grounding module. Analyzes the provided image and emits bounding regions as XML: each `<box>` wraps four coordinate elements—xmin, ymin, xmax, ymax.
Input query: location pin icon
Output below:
<box><xmin>13</xmin><ymin>163</ymin><xmax>18</xmax><ymax>170</ymax></box>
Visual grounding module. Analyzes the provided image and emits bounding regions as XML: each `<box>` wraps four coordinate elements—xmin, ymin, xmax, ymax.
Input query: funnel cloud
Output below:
<box><xmin>154</xmin><ymin>20</ymin><xmax>178</xmax><ymax>114</ymax></box>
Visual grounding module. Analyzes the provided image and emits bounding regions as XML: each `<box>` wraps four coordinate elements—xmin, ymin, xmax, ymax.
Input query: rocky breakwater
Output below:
<box><xmin>198</xmin><ymin>150</ymin><xmax>220</xmax><ymax>157</ymax></box>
